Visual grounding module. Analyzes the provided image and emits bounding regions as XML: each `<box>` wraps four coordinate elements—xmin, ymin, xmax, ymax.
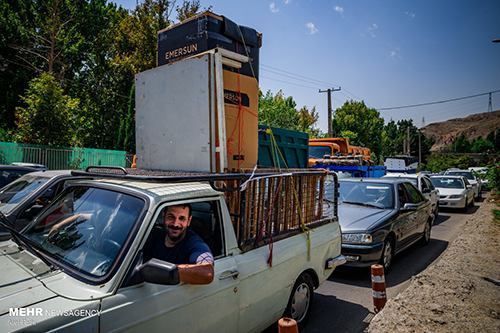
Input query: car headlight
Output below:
<box><xmin>342</xmin><ymin>233</ymin><xmax>373</xmax><ymax>244</ymax></box>
<box><xmin>449</xmin><ymin>194</ymin><xmax>463</xmax><ymax>198</ymax></box>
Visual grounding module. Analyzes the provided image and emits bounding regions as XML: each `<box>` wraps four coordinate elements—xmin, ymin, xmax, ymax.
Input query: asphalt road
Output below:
<box><xmin>300</xmin><ymin>193</ymin><xmax>487</xmax><ymax>333</ymax></box>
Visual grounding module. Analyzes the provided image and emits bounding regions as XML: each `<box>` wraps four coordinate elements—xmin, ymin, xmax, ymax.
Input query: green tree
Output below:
<box><xmin>333</xmin><ymin>100</ymin><xmax>384</xmax><ymax>155</ymax></box>
<box><xmin>0</xmin><ymin>0</ymin><xmax>37</xmax><ymax>130</ymax></box>
<box><xmin>14</xmin><ymin>73</ymin><xmax>79</xmax><ymax>146</ymax></box>
<box><xmin>298</xmin><ymin>105</ymin><xmax>320</xmax><ymax>138</ymax></box>
<box><xmin>8</xmin><ymin>0</ymin><xmax>87</xmax><ymax>77</ymax></box>
<box><xmin>486</xmin><ymin>129</ymin><xmax>500</xmax><ymax>153</ymax></box>
<box><xmin>454</xmin><ymin>134</ymin><xmax>471</xmax><ymax>153</ymax></box>
<box><xmin>176</xmin><ymin>0</ymin><xmax>206</xmax><ymax>22</ymax></box>
<box><xmin>69</xmin><ymin>1</ymin><xmax>129</xmax><ymax>149</ymax></box>
<box><xmin>381</xmin><ymin>120</ymin><xmax>401</xmax><ymax>156</ymax></box>
<box><xmin>93</xmin><ymin>0</ymin><xmax>205</xmax><ymax>150</ymax></box>
<box><xmin>486</xmin><ymin>131</ymin><xmax>495</xmax><ymax>146</ymax></box>
<box><xmin>259</xmin><ymin>90</ymin><xmax>300</xmax><ymax>130</ymax></box>
<box><xmin>426</xmin><ymin>153</ymin><xmax>474</xmax><ymax>173</ymax></box>
<box><xmin>116</xmin><ymin>83</ymin><xmax>136</xmax><ymax>153</ymax></box>
<box><xmin>1</xmin><ymin>0</ymin><xmax>205</xmax><ymax>152</ymax></box>
<box><xmin>258</xmin><ymin>90</ymin><xmax>320</xmax><ymax>136</ymax></box>
<box><xmin>471</xmin><ymin>137</ymin><xmax>494</xmax><ymax>153</ymax></box>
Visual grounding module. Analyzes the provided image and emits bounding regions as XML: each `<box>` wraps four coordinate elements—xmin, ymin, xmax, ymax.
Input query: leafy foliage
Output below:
<box><xmin>333</xmin><ymin>100</ymin><xmax>384</xmax><ymax>155</ymax></box>
<box><xmin>14</xmin><ymin>73</ymin><xmax>79</xmax><ymax>146</ymax></box>
<box><xmin>2</xmin><ymin>0</ymin><xmax>205</xmax><ymax>152</ymax></box>
<box><xmin>258</xmin><ymin>90</ymin><xmax>321</xmax><ymax>137</ymax></box>
<box><xmin>471</xmin><ymin>137</ymin><xmax>495</xmax><ymax>153</ymax></box>
<box><xmin>176</xmin><ymin>0</ymin><xmax>207</xmax><ymax>22</ymax></box>
<box><xmin>441</xmin><ymin>130</ymin><xmax>500</xmax><ymax>154</ymax></box>
<box><xmin>484</xmin><ymin>163</ymin><xmax>500</xmax><ymax>191</ymax></box>
<box><xmin>425</xmin><ymin>153</ymin><xmax>474</xmax><ymax>173</ymax></box>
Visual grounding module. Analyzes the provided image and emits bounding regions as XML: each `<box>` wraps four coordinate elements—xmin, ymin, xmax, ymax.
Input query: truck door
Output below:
<box><xmin>100</xmin><ymin>198</ymin><xmax>240</xmax><ymax>332</ymax></box>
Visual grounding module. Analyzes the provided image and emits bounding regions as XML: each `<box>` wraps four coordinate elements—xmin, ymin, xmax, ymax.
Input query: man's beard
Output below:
<box><xmin>167</xmin><ymin>225</ymin><xmax>187</xmax><ymax>241</ymax></box>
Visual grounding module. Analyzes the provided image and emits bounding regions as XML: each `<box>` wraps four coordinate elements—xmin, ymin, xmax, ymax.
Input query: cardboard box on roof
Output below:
<box><xmin>157</xmin><ymin>11</ymin><xmax>262</xmax><ymax>80</ymax></box>
<box><xmin>222</xmin><ymin>69</ymin><xmax>259</xmax><ymax>169</ymax></box>
<box><xmin>136</xmin><ymin>50</ymin><xmax>260</xmax><ymax>172</ymax></box>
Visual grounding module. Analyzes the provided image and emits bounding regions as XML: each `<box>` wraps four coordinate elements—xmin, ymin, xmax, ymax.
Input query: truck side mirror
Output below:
<box><xmin>140</xmin><ymin>259</ymin><xmax>180</xmax><ymax>285</ymax></box>
<box><xmin>121</xmin><ymin>252</ymin><xmax>180</xmax><ymax>287</ymax></box>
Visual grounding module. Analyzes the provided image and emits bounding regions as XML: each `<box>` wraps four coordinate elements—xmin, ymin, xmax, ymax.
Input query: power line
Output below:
<box><xmin>260</xmin><ymin>64</ymin><xmax>397</xmax><ymax>120</ymax></box>
<box><xmin>261</xmin><ymin>67</ymin><xmax>332</xmax><ymax>88</ymax></box>
<box><xmin>378</xmin><ymin>90</ymin><xmax>500</xmax><ymax>111</ymax></box>
<box><xmin>260</xmin><ymin>75</ymin><xmax>320</xmax><ymax>90</ymax></box>
<box><xmin>261</xmin><ymin>64</ymin><xmax>340</xmax><ymax>88</ymax></box>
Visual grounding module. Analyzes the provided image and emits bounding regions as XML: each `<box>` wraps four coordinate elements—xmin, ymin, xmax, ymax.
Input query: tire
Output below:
<box><xmin>284</xmin><ymin>273</ymin><xmax>314</xmax><ymax>330</ymax></box>
<box><xmin>379</xmin><ymin>237</ymin><xmax>394</xmax><ymax>274</ymax></box>
<box><xmin>468</xmin><ymin>195</ymin><xmax>474</xmax><ymax>208</ymax></box>
<box><xmin>434</xmin><ymin>204</ymin><xmax>439</xmax><ymax>219</ymax></box>
<box><xmin>420</xmin><ymin>219</ymin><xmax>432</xmax><ymax>246</ymax></box>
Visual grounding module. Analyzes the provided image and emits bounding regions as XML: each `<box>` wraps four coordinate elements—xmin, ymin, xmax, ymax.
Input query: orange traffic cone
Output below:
<box><xmin>278</xmin><ymin>317</ymin><xmax>298</xmax><ymax>333</ymax></box>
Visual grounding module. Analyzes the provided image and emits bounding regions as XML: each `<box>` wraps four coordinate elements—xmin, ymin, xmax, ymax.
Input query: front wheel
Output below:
<box><xmin>468</xmin><ymin>195</ymin><xmax>474</xmax><ymax>208</ymax></box>
<box><xmin>420</xmin><ymin>219</ymin><xmax>432</xmax><ymax>246</ymax></box>
<box><xmin>379</xmin><ymin>238</ymin><xmax>394</xmax><ymax>273</ymax></box>
<box><xmin>284</xmin><ymin>273</ymin><xmax>314</xmax><ymax>330</ymax></box>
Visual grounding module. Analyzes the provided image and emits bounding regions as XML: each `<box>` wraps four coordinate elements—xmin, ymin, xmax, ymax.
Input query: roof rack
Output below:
<box><xmin>71</xmin><ymin>166</ymin><xmax>328</xmax><ymax>192</ymax></box>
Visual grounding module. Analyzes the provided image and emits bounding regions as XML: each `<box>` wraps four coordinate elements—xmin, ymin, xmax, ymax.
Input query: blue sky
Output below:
<box><xmin>115</xmin><ymin>0</ymin><xmax>500</xmax><ymax>133</ymax></box>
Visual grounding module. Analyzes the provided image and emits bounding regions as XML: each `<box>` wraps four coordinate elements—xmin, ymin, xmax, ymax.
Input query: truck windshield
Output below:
<box><xmin>0</xmin><ymin>175</ymin><xmax>49</xmax><ymax>213</ymax></box>
<box><xmin>23</xmin><ymin>185</ymin><xmax>145</xmax><ymax>279</ymax></box>
<box><xmin>309</xmin><ymin>146</ymin><xmax>332</xmax><ymax>159</ymax></box>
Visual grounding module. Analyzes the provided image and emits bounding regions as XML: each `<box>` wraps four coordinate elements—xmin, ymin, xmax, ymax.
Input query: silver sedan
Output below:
<box><xmin>429</xmin><ymin>175</ymin><xmax>474</xmax><ymax>211</ymax></box>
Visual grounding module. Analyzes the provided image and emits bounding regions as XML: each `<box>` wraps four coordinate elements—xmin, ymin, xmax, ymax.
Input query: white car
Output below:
<box><xmin>382</xmin><ymin>173</ymin><xmax>440</xmax><ymax>218</ymax></box>
<box><xmin>444</xmin><ymin>169</ymin><xmax>481</xmax><ymax>200</ymax></box>
<box><xmin>469</xmin><ymin>167</ymin><xmax>489</xmax><ymax>187</ymax></box>
<box><xmin>430</xmin><ymin>175</ymin><xmax>474</xmax><ymax>211</ymax></box>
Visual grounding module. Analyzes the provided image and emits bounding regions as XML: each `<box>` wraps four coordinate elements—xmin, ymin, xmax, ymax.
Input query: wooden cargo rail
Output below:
<box><xmin>72</xmin><ymin>166</ymin><xmax>338</xmax><ymax>252</ymax></box>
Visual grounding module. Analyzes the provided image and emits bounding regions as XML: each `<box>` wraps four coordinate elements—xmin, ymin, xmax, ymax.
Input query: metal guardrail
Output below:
<box><xmin>0</xmin><ymin>144</ymin><xmax>134</xmax><ymax>170</ymax></box>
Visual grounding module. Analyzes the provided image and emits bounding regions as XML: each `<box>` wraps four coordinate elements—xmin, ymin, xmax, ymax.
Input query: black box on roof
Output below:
<box><xmin>157</xmin><ymin>11</ymin><xmax>262</xmax><ymax>80</ymax></box>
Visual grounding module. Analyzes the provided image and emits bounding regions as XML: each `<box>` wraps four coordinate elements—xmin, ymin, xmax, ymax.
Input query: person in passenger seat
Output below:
<box><xmin>144</xmin><ymin>203</ymin><xmax>214</xmax><ymax>285</ymax></box>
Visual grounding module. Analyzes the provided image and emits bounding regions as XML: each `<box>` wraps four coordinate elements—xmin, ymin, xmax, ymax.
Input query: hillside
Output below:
<box><xmin>420</xmin><ymin>110</ymin><xmax>500</xmax><ymax>151</ymax></box>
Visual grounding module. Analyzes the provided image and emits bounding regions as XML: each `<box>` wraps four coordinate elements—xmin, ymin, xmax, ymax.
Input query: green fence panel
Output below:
<box><xmin>0</xmin><ymin>142</ymin><xmax>133</xmax><ymax>170</ymax></box>
<box><xmin>0</xmin><ymin>143</ymin><xmax>42</xmax><ymax>165</ymax></box>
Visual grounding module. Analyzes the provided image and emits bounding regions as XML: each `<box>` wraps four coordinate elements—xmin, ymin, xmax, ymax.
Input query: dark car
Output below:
<box><xmin>0</xmin><ymin>165</ymin><xmax>38</xmax><ymax>188</ymax></box>
<box><xmin>10</xmin><ymin>162</ymin><xmax>48</xmax><ymax>170</ymax></box>
<box><xmin>0</xmin><ymin>170</ymin><xmax>92</xmax><ymax>240</ymax></box>
<box><xmin>328</xmin><ymin>178</ymin><xmax>433</xmax><ymax>272</ymax></box>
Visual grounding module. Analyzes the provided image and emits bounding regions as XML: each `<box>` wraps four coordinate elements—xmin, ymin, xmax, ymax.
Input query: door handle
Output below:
<box><xmin>219</xmin><ymin>270</ymin><xmax>239</xmax><ymax>280</ymax></box>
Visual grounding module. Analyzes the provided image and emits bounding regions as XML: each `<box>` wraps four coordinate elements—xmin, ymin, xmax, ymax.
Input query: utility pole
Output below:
<box><xmin>319</xmin><ymin>87</ymin><xmax>341</xmax><ymax>138</ymax></box>
<box><xmin>407</xmin><ymin>126</ymin><xmax>410</xmax><ymax>155</ymax></box>
<box><xmin>418</xmin><ymin>131</ymin><xmax>421</xmax><ymax>164</ymax></box>
<box><xmin>488</xmin><ymin>92</ymin><xmax>493</xmax><ymax>112</ymax></box>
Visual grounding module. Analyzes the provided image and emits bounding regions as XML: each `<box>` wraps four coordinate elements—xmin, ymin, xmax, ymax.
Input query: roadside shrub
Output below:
<box><xmin>485</xmin><ymin>164</ymin><xmax>500</xmax><ymax>191</ymax></box>
<box><xmin>426</xmin><ymin>153</ymin><xmax>475</xmax><ymax>173</ymax></box>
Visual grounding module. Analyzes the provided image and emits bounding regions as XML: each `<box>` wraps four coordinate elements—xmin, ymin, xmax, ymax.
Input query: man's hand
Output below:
<box><xmin>176</xmin><ymin>262</ymin><xmax>214</xmax><ymax>285</ymax></box>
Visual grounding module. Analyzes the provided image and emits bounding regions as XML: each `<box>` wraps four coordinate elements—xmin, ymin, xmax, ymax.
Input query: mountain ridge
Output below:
<box><xmin>420</xmin><ymin>110</ymin><xmax>500</xmax><ymax>151</ymax></box>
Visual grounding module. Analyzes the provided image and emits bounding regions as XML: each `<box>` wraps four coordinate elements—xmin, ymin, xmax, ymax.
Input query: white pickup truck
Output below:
<box><xmin>0</xmin><ymin>167</ymin><xmax>344</xmax><ymax>332</ymax></box>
